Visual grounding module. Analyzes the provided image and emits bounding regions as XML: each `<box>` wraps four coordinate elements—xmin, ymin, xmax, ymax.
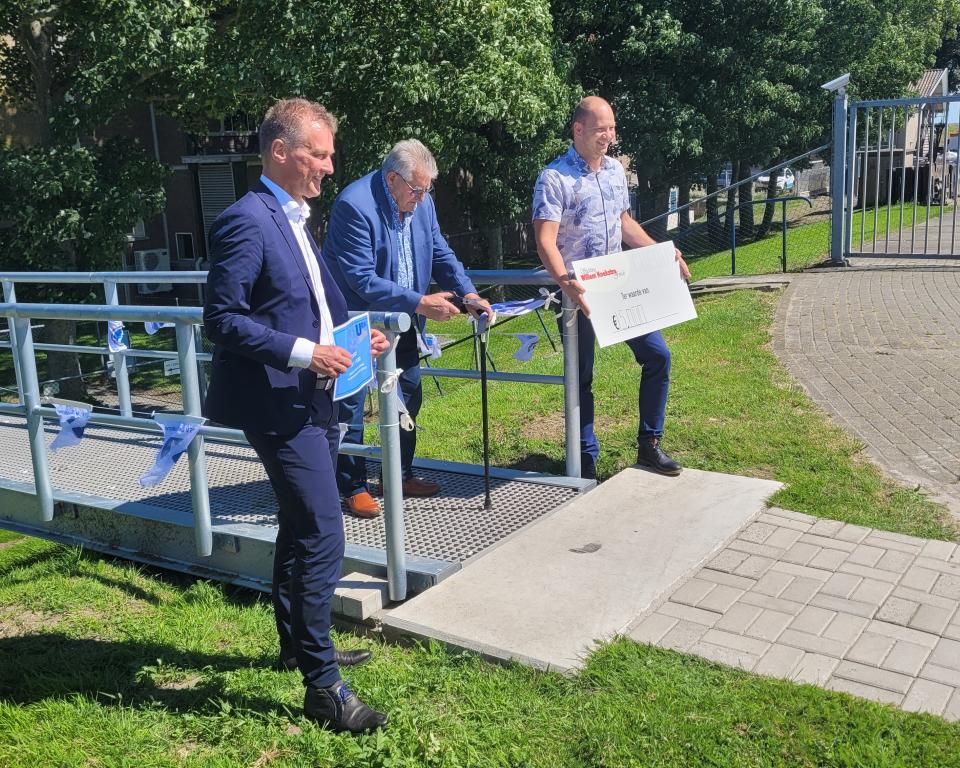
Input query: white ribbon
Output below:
<box><xmin>379</xmin><ymin>367</ymin><xmax>403</xmax><ymax>394</ymax></box>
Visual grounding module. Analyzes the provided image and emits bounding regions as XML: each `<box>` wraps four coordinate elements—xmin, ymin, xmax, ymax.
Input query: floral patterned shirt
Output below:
<box><xmin>532</xmin><ymin>145</ymin><xmax>631</xmax><ymax>271</ymax></box>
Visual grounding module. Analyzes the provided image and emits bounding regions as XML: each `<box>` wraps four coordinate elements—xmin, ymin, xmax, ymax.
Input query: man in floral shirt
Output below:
<box><xmin>533</xmin><ymin>96</ymin><xmax>690</xmax><ymax>480</ymax></box>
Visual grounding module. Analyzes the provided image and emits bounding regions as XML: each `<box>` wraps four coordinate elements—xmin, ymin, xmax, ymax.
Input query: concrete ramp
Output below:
<box><xmin>383</xmin><ymin>467</ymin><xmax>782</xmax><ymax>671</ymax></box>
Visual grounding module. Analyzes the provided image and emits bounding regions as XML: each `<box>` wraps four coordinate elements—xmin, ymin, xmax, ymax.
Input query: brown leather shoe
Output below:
<box><xmin>345</xmin><ymin>491</ymin><xmax>380</xmax><ymax>518</ymax></box>
<box><xmin>401</xmin><ymin>476</ymin><xmax>440</xmax><ymax>497</ymax></box>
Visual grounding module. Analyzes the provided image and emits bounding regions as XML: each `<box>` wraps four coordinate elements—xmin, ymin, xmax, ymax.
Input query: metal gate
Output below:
<box><xmin>839</xmin><ymin>92</ymin><xmax>960</xmax><ymax>259</ymax></box>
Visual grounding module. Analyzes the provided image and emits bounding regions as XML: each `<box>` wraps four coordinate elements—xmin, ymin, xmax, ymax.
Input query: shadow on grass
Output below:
<box><xmin>0</xmin><ymin>632</ymin><xmax>283</xmax><ymax>713</ymax></box>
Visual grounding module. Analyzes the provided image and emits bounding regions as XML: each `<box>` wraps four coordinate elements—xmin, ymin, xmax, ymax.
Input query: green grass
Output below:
<box><xmin>0</xmin><ymin>535</ymin><xmax>958</xmax><ymax>767</ymax></box>
<box><xmin>1</xmin><ymin>291</ymin><xmax>959</xmax><ymax>766</ymax></box>
<box><xmin>687</xmin><ymin>203</ymin><xmax>945</xmax><ymax>280</ymax></box>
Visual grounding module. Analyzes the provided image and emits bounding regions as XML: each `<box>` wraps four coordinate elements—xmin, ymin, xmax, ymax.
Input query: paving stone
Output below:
<box><xmin>809</xmin><ymin>593</ymin><xmax>877</xmax><ymax>619</ymax></box>
<box><xmin>671</xmin><ymin>578</ymin><xmax>716</xmax><ymax>607</ymax></box>
<box><xmin>659</xmin><ymin>620</ymin><xmax>710</xmax><ymax>652</ymax></box>
<box><xmin>822</xmin><ymin>613</ymin><xmax>869</xmax><ymax>645</ymax></box>
<box><xmin>780</xmin><ymin>576</ymin><xmax>823</xmax><ymax>605</ymax></box>
<box><xmin>833</xmin><ymin>660</ymin><xmax>914</xmax><ymax>694</ymax></box>
<box><xmin>756</xmin><ymin>513</ymin><xmax>813</xmax><ymax>533</ymax></box>
<box><xmin>701</xmin><ymin>629</ymin><xmax>770</xmax><ymax>657</ymax></box>
<box><xmin>847</xmin><ymin>544</ymin><xmax>886</xmax><ymax>567</ymax></box>
<box><xmin>727</xmin><ymin>540</ymin><xmax>788</xmax><ymax>560</ymax></box>
<box><xmin>876</xmin><ymin>596</ymin><xmax>920</xmax><ymax>626</ymax></box>
<box><xmin>899</xmin><ymin>566</ymin><xmax>940</xmax><ymax>592</ymax></box>
<box><xmin>629</xmin><ymin>612</ymin><xmax>679</xmax><ymax>644</ymax></box>
<box><xmin>765</xmin><ymin>507</ymin><xmax>816</xmax><ymax>524</ymax></box>
<box><xmin>919</xmin><ymin>664</ymin><xmax>960</xmax><ymax>688</ymax></box>
<box><xmin>764</xmin><ymin>527</ymin><xmax>804</xmax><ymax>550</ymax></box>
<box><xmin>866</xmin><ymin>620</ymin><xmax>940</xmax><ymax>649</ymax></box>
<box><xmin>791</xmin><ymin>653</ymin><xmax>840</xmax><ymax>685</ymax></box>
<box><xmin>659</xmin><ymin>601</ymin><xmax>721</xmax><ymax>626</ymax></box>
<box><xmin>745</xmin><ymin>609</ymin><xmax>794</xmax><ymax>642</ymax></box>
<box><xmin>707</xmin><ymin>549</ymin><xmax>750</xmax><ymax>573</ymax></box>
<box><xmin>943</xmin><ymin>622</ymin><xmax>960</xmax><ymax>642</ymax></box>
<box><xmin>799</xmin><ymin>533</ymin><xmax>857</xmax><ymax>553</ymax></box>
<box><xmin>875</xmin><ymin>549</ymin><xmax>916</xmax><ymax>574</ymax></box>
<box><xmin>336</xmin><ymin>572</ymin><xmax>389</xmax><ymax>620</ymax></box>
<box><xmin>920</xmin><ymin>539</ymin><xmax>958</xmax><ymax>562</ymax></box>
<box><xmin>690</xmin><ymin>641</ymin><xmax>760</xmax><ymax>671</ymax></box>
<box><xmin>790</xmin><ymin>605</ymin><xmax>837</xmax><ymax>635</ymax></box>
<box><xmin>698</xmin><ymin>568</ymin><xmax>756</xmax><ymax>591</ymax></box>
<box><xmin>868</xmin><ymin>531</ymin><xmax>927</xmax><ymax>549</ymax></box>
<box><xmin>715</xmin><ymin>603</ymin><xmax>764</xmax><ymax>634</ymax></box>
<box><xmin>838</xmin><ymin>562</ymin><xmax>902</xmax><ymax>584</ymax></box>
<box><xmin>779</xmin><ymin>629</ymin><xmax>850</xmax><ymax>658</ymax></box>
<box><xmin>932</xmin><ymin>574</ymin><xmax>960</xmax><ymax>600</ymax></box>
<box><xmin>698</xmin><ymin>584</ymin><xmax>745</xmax><ymax>613</ymax></box>
<box><xmin>753</xmin><ymin>570</ymin><xmax>794</xmax><ymax>597</ymax></box>
<box><xmin>892</xmin><ymin>585</ymin><xmax>957</xmax><ymax>610</ymax></box>
<box><xmin>846</xmin><ymin>633</ymin><xmax>897</xmax><ymax>667</ymax></box>
<box><xmin>881</xmin><ymin>640</ymin><xmax>931</xmax><ymax>677</ymax></box>
<box><xmin>929</xmin><ymin>638</ymin><xmax>960</xmax><ymax>671</ymax></box>
<box><xmin>808</xmin><ymin>548</ymin><xmax>849</xmax><ymax>571</ymax></box>
<box><xmin>945</xmin><ymin>689</ymin><xmax>960</xmax><ymax>722</ymax></box>
<box><xmin>784</xmin><ymin>542</ymin><xmax>823</xmax><ymax>566</ymax></box>
<box><xmin>808</xmin><ymin>519</ymin><xmax>845</xmax><ymax>537</ymax></box>
<box><xmin>740</xmin><ymin>522</ymin><xmax>777</xmax><ymax>544</ymax></box>
<box><xmin>753</xmin><ymin>643</ymin><xmax>805</xmax><ymax>679</ymax></box>
<box><xmin>771</xmin><ymin>561</ymin><xmax>833</xmax><ymax>582</ymax></box>
<box><xmin>909</xmin><ymin>604</ymin><xmax>955</xmax><ymax>636</ymax></box>
<box><xmin>850</xmin><ymin>578</ymin><xmax>895</xmax><ymax>606</ymax></box>
<box><xmin>826</xmin><ymin>677</ymin><xmax>904</xmax><ymax>706</ymax></box>
<box><xmin>821</xmin><ymin>572</ymin><xmax>863</xmax><ymax>599</ymax></box>
<box><xmin>734</xmin><ymin>555</ymin><xmax>776</xmax><ymax>579</ymax></box>
<box><xmin>740</xmin><ymin>591</ymin><xmax>807</xmax><ymax>616</ymax></box>
<box><xmin>901</xmin><ymin>679</ymin><xmax>955</xmax><ymax>716</ymax></box>
<box><xmin>915</xmin><ymin>557</ymin><xmax>960</xmax><ymax>577</ymax></box>
<box><xmin>834</xmin><ymin>524</ymin><xmax>872</xmax><ymax>544</ymax></box>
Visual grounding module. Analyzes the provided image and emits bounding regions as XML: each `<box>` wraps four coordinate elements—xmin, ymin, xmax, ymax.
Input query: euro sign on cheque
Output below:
<box><xmin>571</xmin><ymin>241</ymin><xmax>696</xmax><ymax>348</ymax></box>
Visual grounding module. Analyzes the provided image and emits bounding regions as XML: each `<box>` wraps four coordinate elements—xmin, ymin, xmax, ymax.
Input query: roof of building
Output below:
<box><xmin>912</xmin><ymin>68</ymin><xmax>948</xmax><ymax>97</ymax></box>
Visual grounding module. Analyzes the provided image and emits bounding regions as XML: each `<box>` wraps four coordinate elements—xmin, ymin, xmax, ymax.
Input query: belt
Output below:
<box><xmin>316</xmin><ymin>376</ymin><xmax>334</xmax><ymax>391</ymax></box>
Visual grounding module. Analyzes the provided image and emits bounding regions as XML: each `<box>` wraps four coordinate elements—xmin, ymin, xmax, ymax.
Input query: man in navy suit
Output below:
<box><xmin>204</xmin><ymin>98</ymin><xmax>389</xmax><ymax>734</ymax></box>
<box><xmin>324</xmin><ymin>139</ymin><xmax>492</xmax><ymax>517</ymax></box>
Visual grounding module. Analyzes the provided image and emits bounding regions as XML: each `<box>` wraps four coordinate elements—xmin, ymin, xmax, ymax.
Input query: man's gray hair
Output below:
<box><xmin>259</xmin><ymin>98</ymin><xmax>338</xmax><ymax>156</ymax></box>
<box><xmin>382</xmin><ymin>139</ymin><xmax>439</xmax><ymax>181</ymax></box>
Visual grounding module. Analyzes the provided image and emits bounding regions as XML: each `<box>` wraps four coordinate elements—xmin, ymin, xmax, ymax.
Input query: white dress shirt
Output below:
<box><xmin>259</xmin><ymin>175</ymin><xmax>336</xmax><ymax>370</ymax></box>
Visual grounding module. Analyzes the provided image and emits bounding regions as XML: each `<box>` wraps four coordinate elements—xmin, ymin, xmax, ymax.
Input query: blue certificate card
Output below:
<box><xmin>332</xmin><ymin>313</ymin><xmax>375</xmax><ymax>401</ymax></box>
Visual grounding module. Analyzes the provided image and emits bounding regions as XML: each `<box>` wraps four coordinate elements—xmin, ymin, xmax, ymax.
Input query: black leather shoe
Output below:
<box><xmin>581</xmin><ymin>456</ymin><xmax>597</xmax><ymax>481</ymax></box>
<box><xmin>636</xmin><ymin>438</ymin><xmax>682</xmax><ymax>476</ymax></box>
<box><xmin>278</xmin><ymin>647</ymin><xmax>373</xmax><ymax>671</ymax></box>
<box><xmin>304</xmin><ymin>681</ymin><xmax>388</xmax><ymax>734</ymax></box>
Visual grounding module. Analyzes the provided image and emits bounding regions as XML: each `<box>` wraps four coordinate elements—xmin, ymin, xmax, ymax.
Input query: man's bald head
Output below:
<box><xmin>571</xmin><ymin>96</ymin><xmax>617</xmax><ymax>167</ymax></box>
<box><xmin>571</xmin><ymin>96</ymin><xmax>614</xmax><ymax>128</ymax></box>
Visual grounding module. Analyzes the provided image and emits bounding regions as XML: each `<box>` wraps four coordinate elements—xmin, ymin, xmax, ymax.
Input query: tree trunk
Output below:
<box><xmin>757</xmin><ymin>167</ymin><xmax>780</xmax><ymax>238</ymax></box>
<box><xmin>726</xmin><ymin>178</ymin><xmax>737</xmax><ymax>246</ymax></box>
<box><xmin>42</xmin><ymin>319</ymin><xmax>88</xmax><ymax>399</ymax></box>
<box><xmin>737</xmin><ymin>160</ymin><xmax>755</xmax><ymax>241</ymax></box>
<box><xmin>677</xmin><ymin>184</ymin><xmax>691</xmax><ymax>231</ymax></box>
<box><xmin>636</xmin><ymin>183</ymin><xmax>670</xmax><ymax>242</ymax></box>
<box><xmin>706</xmin><ymin>176</ymin><xmax>724</xmax><ymax>250</ymax></box>
<box><xmin>481</xmin><ymin>224</ymin><xmax>505</xmax><ymax>302</ymax></box>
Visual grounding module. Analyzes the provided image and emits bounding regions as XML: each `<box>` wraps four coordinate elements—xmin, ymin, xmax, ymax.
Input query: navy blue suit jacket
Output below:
<box><xmin>322</xmin><ymin>170</ymin><xmax>476</xmax><ymax>315</ymax></box>
<box><xmin>203</xmin><ymin>182</ymin><xmax>348</xmax><ymax>435</ymax></box>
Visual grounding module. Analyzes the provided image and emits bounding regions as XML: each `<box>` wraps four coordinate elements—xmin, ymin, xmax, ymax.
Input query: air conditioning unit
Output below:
<box><xmin>134</xmin><ymin>249</ymin><xmax>173</xmax><ymax>295</ymax></box>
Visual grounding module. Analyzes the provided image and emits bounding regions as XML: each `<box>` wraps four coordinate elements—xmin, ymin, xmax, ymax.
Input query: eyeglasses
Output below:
<box><xmin>394</xmin><ymin>172</ymin><xmax>434</xmax><ymax>197</ymax></box>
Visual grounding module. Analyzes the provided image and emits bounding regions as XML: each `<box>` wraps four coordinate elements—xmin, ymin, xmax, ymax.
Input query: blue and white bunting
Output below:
<box><xmin>417</xmin><ymin>332</ymin><xmax>442</xmax><ymax>360</ymax></box>
<box><xmin>139</xmin><ymin>414</ymin><xmax>204</xmax><ymax>488</ymax></box>
<box><xmin>107</xmin><ymin>320</ymin><xmax>127</xmax><ymax>352</ymax></box>
<box><xmin>510</xmin><ymin>333</ymin><xmax>540</xmax><ymax>362</ymax></box>
<box><xmin>144</xmin><ymin>321</ymin><xmax>175</xmax><ymax>335</ymax></box>
<box><xmin>49</xmin><ymin>403</ymin><xmax>93</xmax><ymax>451</ymax></box>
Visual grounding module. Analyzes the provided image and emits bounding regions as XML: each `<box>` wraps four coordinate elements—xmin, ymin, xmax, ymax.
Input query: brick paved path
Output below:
<box><xmin>772</xmin><ymin>265</ymin><xmax>960</xmax><ymax>518</ymax></box>
<box><xmin>629</xmin><ymin>507</ymin><xmax>960</xmax><ymax>719</ymax></box>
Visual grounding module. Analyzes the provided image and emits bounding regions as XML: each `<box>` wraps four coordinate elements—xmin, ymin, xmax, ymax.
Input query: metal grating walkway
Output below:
<box><xmin>0</xmin><ymin>416</ymin><xmax>578</xmax><ymax>564</ymax></box>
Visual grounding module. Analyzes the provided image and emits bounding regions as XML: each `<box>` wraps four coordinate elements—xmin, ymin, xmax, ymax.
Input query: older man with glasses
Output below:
<box><xmin>324</xmin><ymin>139</ymin><xmax>492</xmax><ymax>518</ymax></box>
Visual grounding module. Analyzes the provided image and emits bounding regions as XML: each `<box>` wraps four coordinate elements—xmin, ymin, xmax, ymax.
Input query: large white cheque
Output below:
<box><xmin>571</xmin><ymin>241</ymin><xmax>696</xmax><ymax>348</ymax></box>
